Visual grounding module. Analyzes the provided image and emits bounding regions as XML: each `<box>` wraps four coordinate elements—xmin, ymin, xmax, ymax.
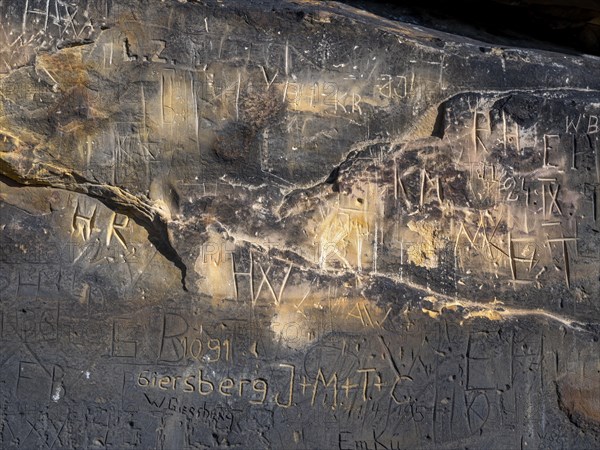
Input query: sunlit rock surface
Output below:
<box><xmin>0</xmin><ymin>1</ymin><xmax>599</xmax><ymax>448</ymax></box>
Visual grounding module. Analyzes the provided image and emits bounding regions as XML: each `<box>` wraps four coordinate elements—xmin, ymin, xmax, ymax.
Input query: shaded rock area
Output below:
<box><xmin>0</xmin><ymin>1</ymin><xmax>599</xmax><ymax>449</ymax></box>
<box><xmin>341</xmin><ymin>0</ymin><xmax>600</xmax><ymax>56</ymax></box>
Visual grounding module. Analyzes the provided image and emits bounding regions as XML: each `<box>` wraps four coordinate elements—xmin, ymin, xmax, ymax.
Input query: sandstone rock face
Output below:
<box><xmin>1</xmin><ymin>1</ymin><xmax>599</xmax><ymax>448</ymax></box>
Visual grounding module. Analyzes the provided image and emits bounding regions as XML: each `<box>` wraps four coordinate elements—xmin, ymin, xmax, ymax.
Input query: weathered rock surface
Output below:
<box><xmin>0</xmin><ymin>1</ymin><xmax>599</xmax><ymax>448</ymax></box>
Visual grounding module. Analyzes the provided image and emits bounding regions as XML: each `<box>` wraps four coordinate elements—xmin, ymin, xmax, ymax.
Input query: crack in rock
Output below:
<box><xmin>0</xmin><ymin>150</ymin><xmax>188</xmax><ymax>290</ymax></box>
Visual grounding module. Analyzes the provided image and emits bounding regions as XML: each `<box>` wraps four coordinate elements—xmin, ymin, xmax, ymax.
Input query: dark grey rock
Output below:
<box><xmin>0</xmin><ymin>1</ymin><xmax>599</xmax><ymax>448</ymax></box>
